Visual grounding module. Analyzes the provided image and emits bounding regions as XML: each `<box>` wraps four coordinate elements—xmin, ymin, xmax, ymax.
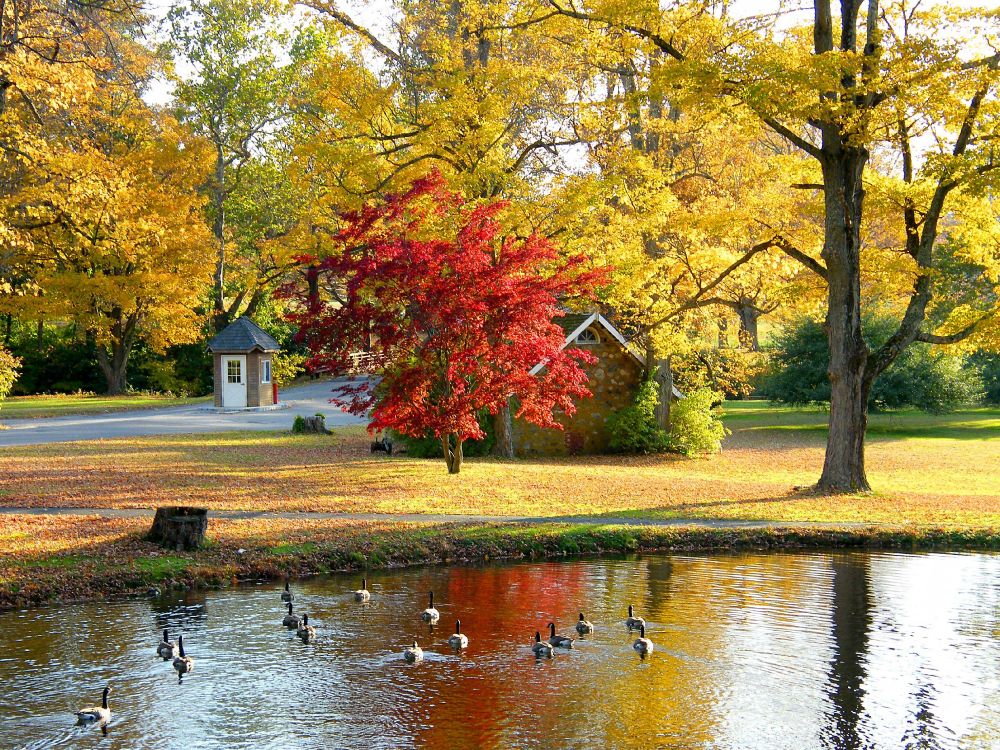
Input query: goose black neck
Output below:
<box><xmin>288</xmin><ymin>602</ymin><xmax>293</xmax><ymax>614</ymax></box>
<box><xmin>163</xmin><ymin>629</ymin><xmax>169</xmax><ymax>641</ymax></box>
<box><xmin>428</xmin><ymin>591</ymin><xmax>434</xmax><ymax>608</ymax></box>
<box><xmin>639</xmin><ymin>625</ymin><xmax>645</xmax><ymax>637</ymax></box>
<box><xmin>284</xmin><ymin>581</ymin><xmax>290</xmax><ymax>591</ymax></box>
<box><xmin>628</xmin><ymin>605</ymin><xmax>634</xmax><ymax>616</ymax></box>
<box><xmin>579</xmin><ymin>613</ymin><xmax>585</xmax><ymax>621</ymax></box>
<box><xmin>548</xmin><ymin>622</ymin><xmax>555</xmax><ymax>635</ymax></box>
<box><xmin>178</xmin><ymin>636</ymin><xmax>185</xmax><ymax>657</ymax></box>
<box><xmin>302</xmin><ymin>614</ymin><xmax>309</xmax><ymax>625</ymax></box>
<box><xmin>455</xmin><ymin>620</ymin><xmax>461</xmax><ymax>634</ymax></box>
<box><xmin>362</xmin><ymin>578</ymin><xmax>367</xmax><ymax>589</ymax></box>
<box><xmin>535</xmin><ymin>631</ymin><xmax>541</xmax><ymax>642</ymax></box>
<box><xmin>102</xmin><ymin>687</ymin><xmax>110</xmax><ymax>708</ymax></box>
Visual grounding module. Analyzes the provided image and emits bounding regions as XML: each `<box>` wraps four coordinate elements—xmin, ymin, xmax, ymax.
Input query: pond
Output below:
<box><xmin>1</xmin><ymin>550</ymin><xmax>998</xmax><ymax>749</ymax></box>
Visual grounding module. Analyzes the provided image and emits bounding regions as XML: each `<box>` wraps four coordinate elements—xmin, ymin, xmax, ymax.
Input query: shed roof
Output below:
<box><xmin>534</xmin><ymin>312</ymin><xmax>684</xmax><ymax>399</ymax></box>
<box><xmin>207</xmin><ymin>317</ymin><xmax>280</xmax><ymax>353</ymax></box>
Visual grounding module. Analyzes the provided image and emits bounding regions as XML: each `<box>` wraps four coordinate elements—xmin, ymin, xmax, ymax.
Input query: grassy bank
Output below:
<box><xmin>2</xmin><ymin>405</ymin><xmax>998</xmax><ymax>527</ymax></box>
<box><xmin>2</xmin><ymin>514</ymin><xmax>998</xmax><ymax>610</ymax></box>
<box><xmin>1</xmin><ymin>393</ymin><xmax>209</xmax><ymax>419</ymax></box>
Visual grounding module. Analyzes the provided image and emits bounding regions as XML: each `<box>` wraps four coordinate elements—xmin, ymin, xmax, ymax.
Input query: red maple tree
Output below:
<box><xmin>286</xmin><ymin>172</ymin><xmax>605</xmax><ymax>473</ymax></box>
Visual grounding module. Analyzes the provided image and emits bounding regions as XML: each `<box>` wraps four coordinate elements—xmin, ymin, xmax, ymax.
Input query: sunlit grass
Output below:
<box><xmin>0</xmin><ymin>393</ymin><xmax>209</xmax><ymax>419</ymax></box>
<box><xmin>1</xmin><ymin>403</ymin><xmax>997</xmax><ymax>528</ymax></box>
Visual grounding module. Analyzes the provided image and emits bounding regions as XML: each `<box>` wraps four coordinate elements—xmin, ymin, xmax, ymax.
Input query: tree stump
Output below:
<box><xmin>293</xmin><ymin>414</ymin><xmax>330</xmax><ymax>434</ymax></box>
<box><xmin>148</xmin><ymin>507</ymin><xmax>208</xmax><ymax>551</ymax></box>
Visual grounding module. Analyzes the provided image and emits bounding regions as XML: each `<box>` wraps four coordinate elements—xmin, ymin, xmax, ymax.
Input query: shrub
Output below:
<box><xmin>0</xmin><ymin>347</ymin><xmax>21</xmax><ymax>410</ymax></box>
<box><xmin>665</xmin><ymin>387</ymin><xmax>729</xmax><ymax>456</ymax></box>
<box><xmin>390</xmin><ymin>410</ymin><xmax>496</xmax><ymax>458</ymax></box>
<box><xmin>271</xmin><ymin>352</ymin><xmax>307</xmax><ymax>385</ymax></box>
<box><xmin>969</xmin><ymin>351</ymin><xmax>1000</xmax><ymax>405</ymax></box>
<box><xmin>606</xmin><ymin>380</ymin><xmax>671</xmax><ymax>454</ymax></box>
<box><xmin>291</xmin><ymin>415</ymin><xmax>307</xmax><ymax>433</ymax></box>
<box><xmin>762</xmin><ymin>315</ymin><xmax>983</xmax><ymax>412</ymax></box>
<box><xmin>608</xmin><ymin>381</ymin><xmax>728</xmax><ymax>456</ymax></box>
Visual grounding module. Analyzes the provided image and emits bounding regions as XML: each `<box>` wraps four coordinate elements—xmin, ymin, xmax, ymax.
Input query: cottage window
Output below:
<box><xmin>261</xmin><ymin>359</ymin><xmax>272</xmax><ymax>384</ymax></box>
<box><xmin>227</xmin><ymin>359</ymin><xmax>242</xmax><ymax>384</ymax></box>
<box><xmin>575</xmin><ymin>328</ymin><xmax>599</xmax><ymax>345</ymax></box>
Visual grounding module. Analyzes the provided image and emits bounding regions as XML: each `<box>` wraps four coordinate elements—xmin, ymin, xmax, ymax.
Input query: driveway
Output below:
<box><xmin>0</xmin><ymin>380</ymin><xmax>368</xmax><ymax>447</ymax></box>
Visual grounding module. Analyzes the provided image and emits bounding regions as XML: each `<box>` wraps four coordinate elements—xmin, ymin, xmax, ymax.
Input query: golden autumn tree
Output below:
<box><xmin>0</xmin><ymin>25</ymin><xmax>213</xmax><ymax>394</ymax></box>
<box><xmin>553</xmin><ymin>0</ymin><xmax>1000</xmax><ymax>492</ymax></box>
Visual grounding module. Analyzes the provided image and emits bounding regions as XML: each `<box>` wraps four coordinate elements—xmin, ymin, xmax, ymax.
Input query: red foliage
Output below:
<box><xmin>285</xmin><ymin>172</ymin><xmax>605</xmax><ymax>449</ymax></box>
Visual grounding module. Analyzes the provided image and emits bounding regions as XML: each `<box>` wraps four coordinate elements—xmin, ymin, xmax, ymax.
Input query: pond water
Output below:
<box><xmin>1</xmin><ymin>550</ymin><xmax>998</xmax><ymax>749</ymax></box>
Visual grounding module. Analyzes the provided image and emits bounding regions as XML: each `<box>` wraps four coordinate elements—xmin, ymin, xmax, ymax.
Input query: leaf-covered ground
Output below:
<box><xmin>1</xmin><ymin>403</ymin><xmax>997</xmax><ymax>528</ymax></box>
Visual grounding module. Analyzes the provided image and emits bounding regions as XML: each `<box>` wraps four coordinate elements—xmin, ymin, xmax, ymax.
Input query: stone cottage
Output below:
<box><xmin>206</xmin><ymin>317</ymin><xmax>280</xmax><ymax>409</ymax></box>
<box><xmin>511</xmin><ymin>313</ymin><xmax>659</xmax><ymax>456</ymax></box>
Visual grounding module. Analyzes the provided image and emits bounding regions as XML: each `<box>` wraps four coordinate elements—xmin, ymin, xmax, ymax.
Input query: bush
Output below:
<box><xmin>665</xmin><ymin>388</ymin><xmax>729</xmax><ymax>456</ymax></box>
<box><xmin>390</xmin><ymin>410</ymin><xmax>496</xmax><ymax>457</ymax></box>
<box><xmin>0</xmin><ymin>347</ymin><xmax>21</xmax><ymax>409</ymax></box>
<box><xmin>969</xmin><ymin>351</ymin><xmax>1000</xmax><ymax>405</ymax></box>
<box><xmin>606</xmin><ymin>380</ymin><xmax>671</xmax><ymax>453</ymax></box>
<box><xmin>607</xmin><ymin>381</ymin><xmax>728</xmax><ymax>456</ymax></box>
<box><xmin>291</xmin><ymin>415</ymin><xmax>307</xmax><ymax>434</ymax></box>
<box><xmin>762</xmin><ymin>315</ymin><xmax>983</xmax><ymax>412</ymax></box>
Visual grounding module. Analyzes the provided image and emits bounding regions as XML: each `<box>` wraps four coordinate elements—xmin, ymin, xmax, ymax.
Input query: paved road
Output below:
<box><xmin>0</xmin><ymin>380</ymin><xmax>368</xmax><ymax>447</ymax></box>
<box><xmin>0</xmin><ymin>506</ymin><xmax>869</xmax><ymax>529</ymax></box>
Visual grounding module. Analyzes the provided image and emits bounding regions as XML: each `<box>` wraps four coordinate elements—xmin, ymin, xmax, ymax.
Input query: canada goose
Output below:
<box><xmin>354</xmin><ymin>578</ymin><xmax>371</xmax><ymax>602</ymax></box>
<box><xmin>173</xmin><ymin>635</ymin><xmax>194</xmax><ymax>678</ymax></box>
<box><xmin>282</xmin><ymin>602</ymin><xmax>301</xmax><ymax>629</ymax></box>
<box><xmin>157</xmin><ymin>629</ymin><xmax>177</xmax><ymax>660</ymax></box>
<box><xmin>448</xmin><ymin>620</ymin><xmax>469</xmax><ymax>649</ymax></box>
<box><xmin>281</xmin><ymin>580</ymin><xmax>293</xmax><ymax>603</ymax></box>
<box><xmin>633</xmin><ymin>624</ymin><xmax>654</xmax><ymax>655</ymax></box>
<box><xmin>547</xmin><ymin>622</ymin><xmax>574</xmax><ymax>648</ymax></box>
<box><xmin>403</xmin><ymin>641</ymin><xmax>423</xmax><ymax>662</ymax></box>
<box><xmin>297</xmin><ymin>613</ymin><xmax>316</xmax><ymax>642</ymax></box>
<box><xmin>576</xmin><ymin>612</ymin><xmax>595</xmax><ymax>635</ymax></box>
<box><xmin>420</xmin><ymin>592</ymin><xmax>440</xmax><ymax>623</ymax></box>
<box><xmin>625</xmin><ymin>605</ymin><xmax>645</xmax><ymax>630</ymax></box>
<box><xmin>75</xmin><ymin>686</ymin><xmax>111</xmax><ymax>725</ymax></box>
<box><xmin>531</xmin><ymin>631</ymin><xmax>554</xmax><ymax>658</ymax></box>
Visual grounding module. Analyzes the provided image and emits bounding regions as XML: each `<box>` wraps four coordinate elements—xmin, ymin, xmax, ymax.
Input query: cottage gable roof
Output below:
<box><xmin>207</xmin><ymin>317</ymin><xmax>280</xmax><ymax>353</ymax></box>
<box><xmin>532</xmin><ymin>312</ymin><xmax>683</xmax><ymax>399</ymax></box>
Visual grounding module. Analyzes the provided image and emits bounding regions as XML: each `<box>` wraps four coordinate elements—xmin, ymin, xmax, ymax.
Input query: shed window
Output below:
<box><xmin>575</xmin><ymin>328</ymin><xmax>599</xmax><ymax>345</ymax></box>
<box><xmin>261</xmin><ymin>359</ymin><xmax>272</xmax><ymax>384</ymax></box>
<box><xmin>227</xmin><ymin>359</ymin><xmax>242</xmax><ymax>384</ymax></box>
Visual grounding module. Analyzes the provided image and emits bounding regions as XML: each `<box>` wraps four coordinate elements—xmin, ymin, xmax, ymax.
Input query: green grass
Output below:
<box><xmin>0</xmin><ymin>393</ymin><xmax>209</xmax><ymax>419</ymax></box>
<box><xmin>723</xmin><ymin>400</ymin><xmax>1000</xmax><ymax>439</ymax></box>
<box><xmin>134</xmin><ymin>555</ymin><xmax>192</xmax><ymax>580</ymax></box>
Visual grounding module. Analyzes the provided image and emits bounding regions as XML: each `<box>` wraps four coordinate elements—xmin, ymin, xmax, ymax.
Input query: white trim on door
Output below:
<box><xmin>222</xmin><ymin>355</ymin><xmax>247</xmax><ymax>409</ymax></box>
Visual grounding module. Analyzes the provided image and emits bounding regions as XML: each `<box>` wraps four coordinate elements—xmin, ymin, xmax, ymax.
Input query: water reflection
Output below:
<box><xmin>0</xmin><ymin>551</ymin><xmax>997</xmax><ymax>750</ymax></box>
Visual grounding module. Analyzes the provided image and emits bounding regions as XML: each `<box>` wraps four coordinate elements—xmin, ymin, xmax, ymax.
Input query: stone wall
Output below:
<box><xmin>511</xmin><ymin>333</ymin><xmax>644</xmax><ymax>456</ymax></box>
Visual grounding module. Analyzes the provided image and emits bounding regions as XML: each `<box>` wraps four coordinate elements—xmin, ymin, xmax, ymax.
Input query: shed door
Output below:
<box><xmin>222</xmin><ymin>355</ymin><xmax>247</xmax><ymax>409</ymax></box>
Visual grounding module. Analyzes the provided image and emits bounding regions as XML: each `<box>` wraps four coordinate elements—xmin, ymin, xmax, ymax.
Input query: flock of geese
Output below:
<box><xmin>75</xmin><ymin>579</ymin><xmax>655</xmax><ymax>726</ymax></box>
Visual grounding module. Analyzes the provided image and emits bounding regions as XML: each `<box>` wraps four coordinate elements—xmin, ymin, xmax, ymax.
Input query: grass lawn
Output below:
<box><xmin>0</xmin><ymin>392</ymin><xmax>209</xmax><ymax>419</ymax></box>
<box><xmin>1</xmin><ymin>402</ymin><xmax>997</xmax><ymax>528</ymax></box>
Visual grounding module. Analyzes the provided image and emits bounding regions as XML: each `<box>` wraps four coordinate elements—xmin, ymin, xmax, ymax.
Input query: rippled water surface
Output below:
<box><xmin>2</xmin><ymin>550</ymin><xmax>999</xmax><ymax>749</ymax></box>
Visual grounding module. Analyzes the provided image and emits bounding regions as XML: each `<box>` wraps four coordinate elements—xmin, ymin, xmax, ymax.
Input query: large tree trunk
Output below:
<box><xmin>97</xmin><ymin>348</ymin><xmax>129</xmax><ymax>395</ymax></box>
<box><xmin>652</xmin><ymin>356</ymin><xmax>673</xmax><ymax>431</ymax></box>
<box><xmin>493</xmin><ymin>400</ymin><xmax>514</xmax><ymax>458</ymax></box>
<box><xmin>212</xmin><ymin>146</ymin><xmax>228</xmax><ymax>332</ymax></box>
<box><xmin>817</xmin><ymin>143</ymin><xmax>871</xmax><ymax>493</ymax></box>
<box><xmin>95</xmin><ymin>314</ymin><xmax>140</xmax><ymax>396</ymax></box>
<box><xmin>736</xmin><ymin>303</ymin><xmax>761</xmax><ymax>351</ymax></box>
<box><xmin>442</xmin><ymin>433</ymin><xmax>464</xmax><ymax>474</ymax></box>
